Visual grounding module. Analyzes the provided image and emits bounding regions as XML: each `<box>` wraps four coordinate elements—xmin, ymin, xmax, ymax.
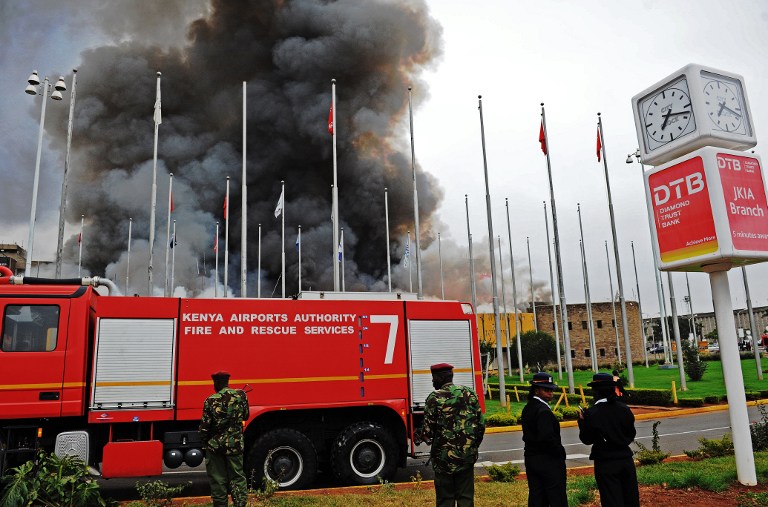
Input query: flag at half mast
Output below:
<box><xmin>539</xmin><ymin>120</ymin><xmax>547</xmax><ymax>155</ymax></box>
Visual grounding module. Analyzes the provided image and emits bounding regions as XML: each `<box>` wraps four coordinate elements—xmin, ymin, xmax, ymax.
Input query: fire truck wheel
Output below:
<box><xmin>330</xmin><ymin>422</ymin><xmax>398</xmax><ymax>485</ymax></box>
<box><xmin>246</xmin><ymin>428</ymin><xmax>317</xmax><ymax>490</ymax></box>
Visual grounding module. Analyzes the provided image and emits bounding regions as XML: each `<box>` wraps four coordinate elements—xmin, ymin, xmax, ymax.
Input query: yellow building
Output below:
<box><xmin>477</xmin><ymin>312</ymin><xmax>536</xmax><ymax>346</ymax></box>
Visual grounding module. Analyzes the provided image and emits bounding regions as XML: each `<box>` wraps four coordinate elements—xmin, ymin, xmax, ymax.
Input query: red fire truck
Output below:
<box><xmin>0</xmin><ymin>273</ymin><xmax>483</xmax><ymax>489</ymax></box>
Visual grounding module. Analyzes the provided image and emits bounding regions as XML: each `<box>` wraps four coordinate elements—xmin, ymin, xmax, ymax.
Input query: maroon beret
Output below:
<box><xmin>211</xmin><ymin>370</ymin><xmax>231</xmax><ymax>380</ymax></box>
<box><xmin>430</xmin><ymin>363</ymin><xmax>453</xmax><ymax>373</ymax></box>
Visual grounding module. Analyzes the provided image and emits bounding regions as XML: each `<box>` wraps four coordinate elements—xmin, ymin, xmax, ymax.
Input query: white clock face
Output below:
<box><xmin>640</xmin><ymin>78</ymin><xmax>696</xmax><ymax>152</ymax></box>
<box><xmin>701</xmin><ymin>72</ymin><xmax>750</xmax><ymax>136</ymax></box>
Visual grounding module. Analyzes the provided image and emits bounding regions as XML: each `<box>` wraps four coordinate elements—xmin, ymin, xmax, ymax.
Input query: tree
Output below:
<box><xmin>510</xmin><ymin>330</ymin><xmax>557</xmax><ymax>370</ymax></box>
<box><xmin>682</xmin><ymin>338</ymin><xmax>707</xmax><ymax>381</ymax></box>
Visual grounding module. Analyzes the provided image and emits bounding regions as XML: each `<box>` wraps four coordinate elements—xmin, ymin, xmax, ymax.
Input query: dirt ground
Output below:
<box><xmin>586</xmin><ymin>482</ymin><xmax>768</xmax><ymax>506</ymax></box>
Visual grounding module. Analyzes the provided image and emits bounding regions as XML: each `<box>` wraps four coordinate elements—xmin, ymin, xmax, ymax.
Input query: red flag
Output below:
<box><xmin>170</xmin><ymin>194</ymin><xmax>174</xmax><ymax>212</ymax></box>
<box><xmin>223</xmin><ymin>195</ymin><xmax>228</xmax><ymax>219</ymax></box>
<box><xmin>213</xmin><ymin>234</ymin><xmax>218</xmax><ymax>252</ymax></box>
<box><xmin>539</xmin><ymin>120</ymin><xmax>547</xmax><ymax>155</ymax></box>
<box><xmin>596</xmin><ymin>127</ymin><xmax>602</xmax><ymax>162</ymax></box>
<box><xmin>77</xmin><ymin>233</ymin><xmax>82</xmax><ymax>245</ymax></box>
<box><xmin>327</xmin><ymin>102</ymin><xmax>334</xmax><ymax>135</ymax></box>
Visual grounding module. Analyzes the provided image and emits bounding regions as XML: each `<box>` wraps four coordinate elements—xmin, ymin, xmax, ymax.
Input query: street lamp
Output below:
<box><xmin>24</xmin><ymin>70</ymin><xmax>66</xmax><ymax>277</ymax></box>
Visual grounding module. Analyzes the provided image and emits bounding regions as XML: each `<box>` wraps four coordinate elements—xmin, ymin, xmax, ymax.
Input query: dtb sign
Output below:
<box><xmin>644</xmin><ymin>147</ymin><xmax>768</xmax><ymax>271</ymax></box>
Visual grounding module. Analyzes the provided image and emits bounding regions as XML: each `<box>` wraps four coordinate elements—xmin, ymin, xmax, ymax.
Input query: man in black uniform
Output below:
<box><xmin>521</xmin><ymin>372</ymin><xmax>567</xmax><ymax>507</ymax></box>
<box><xmin>577</xmin><ymin>372</ymin><xmax>639</xmax><ymax>507</ymax></box>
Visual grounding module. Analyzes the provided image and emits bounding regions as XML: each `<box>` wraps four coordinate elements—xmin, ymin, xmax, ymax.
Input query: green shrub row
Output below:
<box><xmin>623</xmin><ymin>388</ymin><xmax>673</xmax><ymax>406</ymax></box>
<box><xmin>485</xmin><ymin>406</ymin><xmax>582</xmax><ymax>427</ymax></box>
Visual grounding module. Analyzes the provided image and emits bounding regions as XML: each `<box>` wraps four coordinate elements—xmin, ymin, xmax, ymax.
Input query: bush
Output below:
<box><xmin>677</xmin><ymin>398</ymin><xmax>704</xmax><ymax>408</ymax></box>
<box><xmin>485</xmin><ymin>413</ymin><xmax>519</xmax><ymax>427</ymax></box>
<box><xmin>684</xmin><ymin>433</ymin><xmax>734</xmax><ymax>458</ymax></box>
<box><xmin>556</xmin><ymin>406</ymin><xmax>581</xmax><ymax>421</ymax></box>
<box><xmin>510</xmin><ymin>331</ymin><xmax>558</xmax><ymax>369</ymax></box>
<box><xmin>0</xmin><ymin>450</ymin><xmax>108</xmax><ymax>507</ymax></box>
<box><xmin>634</xmin><ymin>421</ymin><xmax>670</xmax><ymax>465</ymax></box>
<box><xmin>486</xmin><ymin>461</ymin><xmax>520</xmax><ymax>482</ymax></box>
<box><xmin>624</xmin><ymin>388</ymin><xmax>673</xmax><ymax>406</ymax></box>
<box><xmin>746</xmin><ymin>391</ymin><xmax>761</xmax><ymax>401</ymax></box>
<box><xmin>135</xmin><ymin>480</ymin><xmax>190</xmax><ymax>507</ymax></box>
<box><xmin>682</xmin><ymin>339</ymin><xmax>707</xmax><ymax>381</ymax></box>
<box><xmin>703</xmin><ymin>395</ymin><xmax>720</xmax><ymax>404</ymax></box>
<box><xmin>750</xmin><ymin>402</ymin><xmax>768</xmax><ymax>451</ymax></box>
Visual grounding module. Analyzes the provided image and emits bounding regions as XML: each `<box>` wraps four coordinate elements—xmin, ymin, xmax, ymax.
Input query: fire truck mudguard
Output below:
<box><xmin>331</xmin><ymin>421</ymin><xmax>398</xmax><ymax>485</ymax></box>
<box><xmin>246</xmin><ymin>428</ymin><xmax>318</xmax><ymax>490</ymax></box>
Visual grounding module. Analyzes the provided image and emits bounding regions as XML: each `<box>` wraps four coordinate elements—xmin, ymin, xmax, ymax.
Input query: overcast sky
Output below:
<box><xmin>1</xmin><ymin>0</ymin><xmax>767</xmax><ymax>320</ymax></box>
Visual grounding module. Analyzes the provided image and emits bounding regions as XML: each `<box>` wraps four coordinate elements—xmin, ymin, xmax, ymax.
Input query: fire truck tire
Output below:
<box><xmin>330</xmin><ymin>422</ymin><xmax>398</xmax><ymax>485</ymax></box>
<box><xmin>246</xmin><ymin>428</ymin><xmax>317</xmax><ymax>490</ymax></box>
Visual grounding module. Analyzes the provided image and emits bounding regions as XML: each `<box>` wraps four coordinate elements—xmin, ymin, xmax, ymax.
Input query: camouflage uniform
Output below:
<box><xmin>199</xmin><ymin>386</ymin><xmax>250</xmax><ymax>507</ymax></box>
<box><xmin>422</xmin><ymin>383</ymin><xmax>485</xmax><ymax>507</ymax></box>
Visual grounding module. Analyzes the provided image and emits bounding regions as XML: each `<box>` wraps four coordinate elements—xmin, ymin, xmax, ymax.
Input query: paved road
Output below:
<box><xmin>98</xmin><ymin>406</ymin><xmax>761</xmax><ymax>501</ymax></box>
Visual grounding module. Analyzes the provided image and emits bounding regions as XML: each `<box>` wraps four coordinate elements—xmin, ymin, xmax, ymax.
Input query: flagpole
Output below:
<box><xmin>465</xmin><ymin>195</ymin><xmax>477</xmax><ymax>311</ymax></box>
<box><xmin>408</xmin><ymin>87</ymin><xmax>424</xmax><ymax>299</ymax></box>
<box><xmin>257</xmin><ymin>223</ymin><xmax>262</xmax><ymax>298</ymax></box>
<box><xmin>281</xmin><ymin>180</ymin><xmax>285</xmax><ymax>298</ymax></box>
<box><xmin>78</xmin><ymin>214</ymin><xmax>84</xmax><ymax>277</ymax></box>
<box><xmin>667</xmin><ymin>272</ymin><xmax>687</xmax><ymax>390</ymax></box>
<box><xmin>505</xmin><ymin>198</ymin><xmax>522</xmax><ymax>380</ymax></box>
<box><xmin>597</xmin><ymin>113</ymin><xmax>634</xmax><ymax>387</ymax></box>
<box><xmin>578</xmin><ymin>204</ymin><xmax>598</xmax><ymax>372</ymax></box>
<box><xmin>331</xmin><ymin>79</ymin><xmax>340</xmax><ymax>291</ymax></box>
<box><xmin>439</xmin><ymin>232</ymin><xmax>444</xmax><ymax>299</ymax></box>
<box><xmin>126</xmin><ymin>217</ymin><xmax>133</xmax><ymax>293</ymax></box>
<box><xmin>385</xmin><ymin>188</ymin><xmax>392</xmax><ymax>292</ymax></box>
<box><xmin>170</xmin><ymin>220</ymin><xmax>176</xmax><ymax>295</ymax></box>
<box><xmin>605</xmin><ymin>240</ymin><xmax>622</xmax><ymax>365</ymax></box>
<box><xmin>56</xmin><ymin>68</ymin><xmax>77</xmax><ymax>279</ymax></box>
<box><xmin>497</xmin><ymin>236</ymin><xmax>513</xmax><ymax>379</ymax></box>
<box><xmin>148</xmin><ymin>71</ymin><xmax>161</xmax><ymax>296</ymax></box>
<box><xmin>241</xmin><ymin>81</ymin><xmax>247</xmax><ymax>297</ymax></box>
<box><xmin>543</xmin><ymin>201</ymin><xmax>562</xmax><ymax>379</ymax></box>
<box><xmin>224</xmin><ymin>176</ymin><xmax>230</xmax><ymax>298</ymax></box>
<box><xmin>164</xmin><ymin>173</ymin><xmax>173</xmax><ymax>297</ymax></box>
<box><xmin>341</xmin><ymin>227</ymin><xmax>346</xmax><ymax>291</ymax></box>
<box><xmin>478</xmin><ymin>95</ymin><xmax>506</xmax><ymax>406</ymax></box>
<box><xmin>526</xmin><ymin>237</ymin><xmax>537</xmax><ymax>331</ymax></box>
<box><xmin>742</xmin><ymin>266</ymin><xmax>763</xmax><ymax>379</ymax></box>
<box><xmin>407</xmin><ymin>231</ymin><xmax>412</xmax><ymax>292</ymax></box>
<box><xmin>298</xmin><ymin>225</ymin><xmax>302</xmax><ymax>292</ymax></box>
<box><xmin>215</xmin><ymin>221</ymin><xmax>219</xmax><ymax>298</ymax></box>
<box><xmin>631</xmin><ymin>241</ymin><xmax>650</xmax><ymax>368</ymax></box>
<box><xmin>542</xmin><ymin>103</ymin><xmax>575</xmax><ymax>393</ymax></box>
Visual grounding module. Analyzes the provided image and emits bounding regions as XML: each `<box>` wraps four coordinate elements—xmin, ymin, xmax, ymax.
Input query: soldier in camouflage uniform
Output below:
<box><xmin>199</xmin><ymin>370</ymin><xmax>250</xmax><ymax>507</ymax></box>
<box><xmin>421</xmin><ymin>363</ymin><xmax>485</xmax><ymax>507</ymax></box>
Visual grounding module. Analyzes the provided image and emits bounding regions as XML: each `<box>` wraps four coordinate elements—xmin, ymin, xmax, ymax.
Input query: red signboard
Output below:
<box><xmin>717</xmin><ymin>153</ymin><xmax>768</xmax><ymax>252</ymax></box>
<box><xmin>649</xmin><ymin>156</ymin><xmax>718</xmax><ymax>263</ymax></box>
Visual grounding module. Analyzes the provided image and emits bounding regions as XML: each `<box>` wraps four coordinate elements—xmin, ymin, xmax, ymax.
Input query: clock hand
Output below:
<box><xmin>718</xmin><ymin>102</ymin><xmax>742</xmax><ymax>118</ymax></box>
<box><xmin>717</xmin><ymin>101</ymin><xmax>726</xmax><ymax>117</ymax></box>
<box><xmin>661</xmin><ymin>109</ymin><xmax>672</xmax><ymax>130</ymax></box>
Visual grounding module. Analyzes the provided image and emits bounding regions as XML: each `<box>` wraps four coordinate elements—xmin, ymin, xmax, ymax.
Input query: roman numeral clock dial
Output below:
<box><xmin>640</xmin><ymin>78</ymin><xmax>696</xmax><ymax>152</ymax></box>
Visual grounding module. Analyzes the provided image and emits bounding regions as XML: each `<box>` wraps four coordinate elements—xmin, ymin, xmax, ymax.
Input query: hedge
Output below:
<box><xmin>677</xmin><ymin>397</ymin><xmax>704</xmax><ymax>408</ymax></box>
<box><xmin>623</xmin><ymin>388</ymin><xmax>673</xmax><ymax>406</ymax></box>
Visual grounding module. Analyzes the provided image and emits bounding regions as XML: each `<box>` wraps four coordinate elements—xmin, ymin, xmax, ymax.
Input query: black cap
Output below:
<box><xmin>530</xmin><ymin>372</ymin><xmax>558</xmax><ymax>390</ymax></box>
<box><xmin>587</xmin><ymin>372</ymin><xmax>616</xmax><ymax>387</ymax></box>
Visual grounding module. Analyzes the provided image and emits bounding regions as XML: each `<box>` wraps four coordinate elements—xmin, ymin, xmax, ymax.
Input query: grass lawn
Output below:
<box><xmin>482</xmin><ymin>358</ymin><xmax>768</xmax><ymax>417</ymax></box>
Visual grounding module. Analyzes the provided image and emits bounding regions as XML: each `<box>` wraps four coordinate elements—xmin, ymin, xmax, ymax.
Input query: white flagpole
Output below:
<box><xmin>465</xmin><ymin>195</ymin><xmax>477</xmax><ymax>310</ymax></box>
<box><xmin>543</xmin><ymin>201</ymin><xmax>562</xmax><ymax>379</ymax></box>
<box><xmin>542</xmin><ymin>104</ymin><xmax>574</xmax><ymax>393</ymax></box>
<box><xmin>126</xmin><ymin>217</ymin><xmax>132</xmax><ymax>294</ymax></box>
<box><xmin>497</xmin><ymin>236</ymin><xmax>511</xmax><ymax>378</ymax></box>
<box><xmin>527</xmin><ymin>236</ymin><xmax>537</xmax><ymax>331</ymax></box>
<box><xmin>297</xmin><ymin>225</ymin><xmax>302</xmax><ymax>292</ymax></box>
<box><xmin>505</xmin><ymin>199</ymin><xmax>522</xmax><ymax>380</ymax></box>
<box><xmin>56</xmin><ymin>68</ymin><xmax>77</xmax><ymax>279</ymax></box>
<box><xmin>148</xmin><ymin>71</ymin><xmax>161</xmax><ymax>295</ymax></box>
<box><xmin>384</xmin><ymin>188</ymin><xmax>392</xmax><ymax>292</ymax></box>
<box><xmin>331</xmin><ymin>79</ymin><xmax>340</xmax><ymax>291</ymax></box>
<box><xmin>164</xmin><ymin>173</ymin><xmax>173</xmax><ymax>296</ymax></box>
<box><xmin>170</xmin><ymin>220</ymin><xmax>176</xmax><ymax>295</ymax></box>
<box><xmin>407</xmin><ymin>231</ymin><xmax>412</xmax><ymax>292</ymax></box>
<box><xmin>241</xmin><ymin>81</ymin><xmax>247</xmax><ymax>297</ymax></box>
<box><xmin>408</xmin><ymin>87</ymin><xmax>423</xmax><ymax>299</ymax></box>
<box><xmin>631</xmin><ymin>241</ymin><xmax>650</xmax><ymax>368</ymax></box>
<box><xmin>224</xmin><ymin>176</ymin><xmax>230</xmax><ymax>298</ymax></box>
<box><xmin>257</xmin><ymin>223</ymin><xmax>262</xmax><ymax>298</ymax></box>
<box><xmin>78</xmin><ymin>214</ymin><xmax>84</xmax><ymax>277</ymax></box>
<box><xmin>578</xmin><ymin>204</ymin><xmax>598</xmax><ymax>372</ymax></box>
<box><xmin>605</xmin><ymin>240</ymin><xmax>622</xmax><ymax>365</ymax></box>
<box><xmin>280</xmin><ymin>181</ymin><xmax>285</xmax><ymax>298</ymax></box>
<box><xmin>667</xmin><ymin>272</ymin><xmax>687</xmax><ymax>390</ymax></box>
<box><xmin>215</xmin><ymin>221</ymin><xmax>219</xmax><ymax>298</ymax></box>
<box><xmin>478</xmin><ymin>95</ymin><xmax>506</xmax><ymax>405</ymax></box>
<box><xmin>742</xmin><ymin>266</ymin><xmax>763</xmax><ymax>379</ymax></box>
<box><xmin>597</xmin><ymin>113</ymin><xmax>634</xmax><ymax>386</ymax></box>
<box><xmin>439</xmin><ymin>232</ymin><xmax>444</xmax><ymax>299</ymax></box>
<box><xmin>341</xmin><ymin>227</ymin><xmax>345</xmax><ymax>291</ymax></box>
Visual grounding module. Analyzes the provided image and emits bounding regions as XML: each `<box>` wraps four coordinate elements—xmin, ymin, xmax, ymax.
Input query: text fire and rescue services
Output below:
<box><xmin>182</xmin><ymin>312</ymin><xmax>358</xmax><ymax>335</ymax></box>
